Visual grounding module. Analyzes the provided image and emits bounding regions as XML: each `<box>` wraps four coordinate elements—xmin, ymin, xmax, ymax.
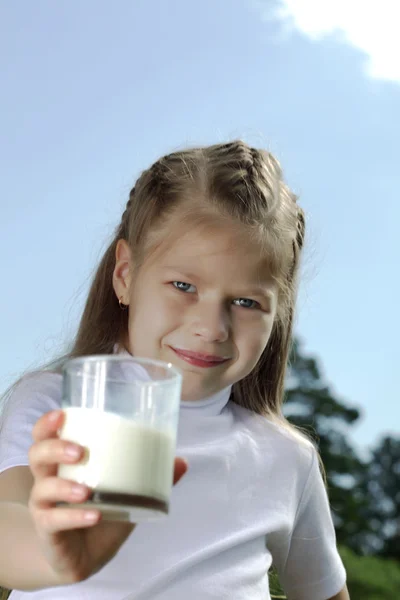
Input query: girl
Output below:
<box><xmin>0</xmin><ymin>141</ymin><xmax>349</xmax><ymax>600</ymax></box>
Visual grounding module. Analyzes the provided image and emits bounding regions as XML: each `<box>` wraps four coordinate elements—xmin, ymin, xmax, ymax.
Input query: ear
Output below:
<box><xmin>112</xmin><ymin>239</ymin><xmax>133</xmax><ymax>306</ymax></box>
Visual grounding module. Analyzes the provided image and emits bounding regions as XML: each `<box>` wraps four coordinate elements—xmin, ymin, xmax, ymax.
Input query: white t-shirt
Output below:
<box><xmin>0</xmin><ymin>372</ymin><xmax>346</xmax><ymax>600</ymax></box>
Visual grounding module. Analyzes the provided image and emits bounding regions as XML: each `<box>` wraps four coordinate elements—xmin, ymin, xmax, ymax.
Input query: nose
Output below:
<box><xmin>190</xmin><ymin>302</ymin><xmax>230</xmax><ymax>343</ymax></box>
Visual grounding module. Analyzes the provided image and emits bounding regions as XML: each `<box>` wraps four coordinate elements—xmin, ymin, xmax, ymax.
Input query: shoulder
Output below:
<box><xmin>12</xmin><ymin>370</ymin><xmax>62</xmax><ymax>398</ymax></box>
<box><xmin>0</xmin><ymin>371</ymin><xmax>63</xmax><ymax>474</ymax></box>
<box><xmin>2</xmin><ymin>370</ymin><xmax>63</xmax><ymax>417</ymax></box>
<box><xmin>230</xmin><ymin>401</ymin><xmax>317</xmax><ymax>479</ymax></box>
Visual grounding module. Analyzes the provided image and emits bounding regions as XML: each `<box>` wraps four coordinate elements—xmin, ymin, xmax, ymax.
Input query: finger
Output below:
<box><xmin>29</xmin><ymin>438</ymin><xmax>85</xmax><ymax>480</ymax></box>
<box><xmin>32</xmin><ymin>410</ymin><xmax>65</xmax><ymax>443</ymax></box>
<box><xmin>30</xmin><ymin>477</ymin><xmax>91</xmax><ymax>509</ymax></box>
<box><xmin>34</xmin><ymin>506</ymin><xmax>101</xmax><ymax>534</ymax></box>
<box><xmin>173</xmin><ymin>457</ymin><xmax>188</xmax><ymax>485</ymax></box>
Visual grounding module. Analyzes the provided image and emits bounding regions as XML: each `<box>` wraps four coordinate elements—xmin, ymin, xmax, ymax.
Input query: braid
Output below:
<box><xmin>116</xmin><ymin>157</ymin><xmax>177</xmax><ymax>244</ymax></box>
<box><xmin>226</xmin><ymin>142</ymin><xmax>304</xmax><ymax>285</ymax></box>
<box><xmin>289</xmin><ymin>205</ymin><xmax>305</xmax><ymax>282</ymax></box>
<box><xmin>119</xmin><ymin>187</ymin><xmax>135</xmax><ymax>238</ymax></box>
<box><xmin>296</xmin><ymin>206</ymin><xmax>306</xmax><ymax>250</ymax></box>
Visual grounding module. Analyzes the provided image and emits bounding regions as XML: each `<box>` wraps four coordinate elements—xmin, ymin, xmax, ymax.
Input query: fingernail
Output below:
<box><xmin>65</xmin><ymin>444</ymin><xmax>81</xmax><ymax>458</ymax></box>
<box><xmin>48</xmin><ymin>410</ymin><xmax>61</xmax><ymax>422</ymax></box>
<box><xmin>71</xmin><ymin>484</ymin><xmax>87</xmax><ymax>498</ymax></box>
<box><xmin>84</xmin><ymin>511</ymin><xmax>99</xmax><ymax>522</ymax></box>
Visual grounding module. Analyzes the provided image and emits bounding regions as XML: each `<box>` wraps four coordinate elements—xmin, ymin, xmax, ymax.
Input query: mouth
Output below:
<box><xmin>170</xmin><ymin>347</ymin><xmax>231</xmax><ymax>368</ymax></box>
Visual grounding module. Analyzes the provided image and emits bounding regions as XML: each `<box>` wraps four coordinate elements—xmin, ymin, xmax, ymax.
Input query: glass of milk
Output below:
<box><xmin>57</xmin><ymin>355</ymin><xmax>182</xmax><ymax>522</ymax></box>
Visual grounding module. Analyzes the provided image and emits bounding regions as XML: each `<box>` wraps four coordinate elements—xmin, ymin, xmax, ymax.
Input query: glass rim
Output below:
<box><xmin>63</xmin><ymin>354</ymin><xmax>182</xmax><ymax>381</ymax></box>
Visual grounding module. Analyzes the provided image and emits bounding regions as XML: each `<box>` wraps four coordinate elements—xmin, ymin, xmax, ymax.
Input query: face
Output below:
<box><xmin>113</xmin><ymin>219</ymin><xmax>278</xmax><ymax>401</ymax></box>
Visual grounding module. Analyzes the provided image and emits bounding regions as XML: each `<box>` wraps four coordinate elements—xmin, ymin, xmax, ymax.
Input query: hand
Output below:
<box><xmin>28</xmin><ymin>409</ymin><xmax>188</xmax><ymax>584</ymax></box>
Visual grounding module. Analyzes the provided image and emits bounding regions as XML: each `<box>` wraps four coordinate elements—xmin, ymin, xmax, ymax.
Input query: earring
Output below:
<box><xmin>119</xmin><ymin>296</ymin><xmax>129</xmax><ymax>310</ymax></box>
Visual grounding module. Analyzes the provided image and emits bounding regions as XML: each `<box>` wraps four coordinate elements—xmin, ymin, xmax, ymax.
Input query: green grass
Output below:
<box><xmin>269</xmin><ymin>545</ymin><xmax>400</xmax><ymax>600</ymax></box>
<box><xmin>339</xmin><ymin>546</ymin><xmax>400</xmax><ymax>599</ymax></box>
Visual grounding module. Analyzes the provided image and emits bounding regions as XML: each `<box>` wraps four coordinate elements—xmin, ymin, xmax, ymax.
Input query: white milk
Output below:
<box><xmin>58</xmin><ymin>407</ymin><xmax>175</xmax><ymax>505</ymax></box>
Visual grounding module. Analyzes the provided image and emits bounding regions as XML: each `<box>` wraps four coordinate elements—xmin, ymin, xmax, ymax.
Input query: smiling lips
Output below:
<box><xmin>171</xmin><ymin>347</ymin><xmax>230</xmax><ymax>368</ymax></box>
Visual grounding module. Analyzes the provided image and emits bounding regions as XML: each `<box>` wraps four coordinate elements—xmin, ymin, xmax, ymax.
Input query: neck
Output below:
<box><xmin>180</xmin><ymin>386</ymin><xmax>232</xmax><ymax>417</ymax></box>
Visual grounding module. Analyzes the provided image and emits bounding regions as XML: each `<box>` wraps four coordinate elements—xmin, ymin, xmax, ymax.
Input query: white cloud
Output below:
<box><xmin>257</xmin><ymin>0</ymin><xmax>400</xmax><ymax>83</ymax></box>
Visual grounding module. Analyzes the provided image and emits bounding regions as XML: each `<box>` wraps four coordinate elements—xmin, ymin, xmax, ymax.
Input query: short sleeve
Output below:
<box><xmin>277</xmin><ymin>448</ymin><xmax>347</xmax><ymax>600</ymax></box>
<box><xmin>0</xmin><ymin>372</ymin><xmax>62</xmax><ymax>474</ymax></box>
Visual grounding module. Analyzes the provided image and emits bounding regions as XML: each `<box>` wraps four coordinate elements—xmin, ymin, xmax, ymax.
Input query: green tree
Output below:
<box><xmin>283</xmin><ymin>338</ymin><xmax>375</xmax><ymax>554</ymax></box>
<box><xmin>360</xmin><ymin>435</ymin><xmax>400</xmax><ymax>559</ymax></box>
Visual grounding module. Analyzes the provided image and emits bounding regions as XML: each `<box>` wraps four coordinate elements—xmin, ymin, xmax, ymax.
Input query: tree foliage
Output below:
<box><xmin>283</xmin><ymin>339</ymin><xmax>399</xmax><ymax>559</ymax></box>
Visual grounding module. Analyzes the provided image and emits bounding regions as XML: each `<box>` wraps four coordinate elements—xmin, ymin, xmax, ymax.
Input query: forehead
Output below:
<box><xmin>144</xmin><ymin>215</ymin><xmax>276</xmax><ymax>287</ymax></box>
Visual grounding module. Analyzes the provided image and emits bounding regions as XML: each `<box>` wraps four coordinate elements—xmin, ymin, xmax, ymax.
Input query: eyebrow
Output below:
<box><xmin>164</xmin><ymin>267</ymin><xmax>201</xmax><ymax>281</ymax></box>
<box><xmin>241</xmin><ymin>286</ymin><xmax>275</xmax><ymax>299</ymax></box>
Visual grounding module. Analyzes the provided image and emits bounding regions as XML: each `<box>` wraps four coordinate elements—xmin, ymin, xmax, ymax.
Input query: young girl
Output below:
<box><xmin>0</xmin><ymin>141</ymin><xmax>349</xmax><ymax>600</ymax></box>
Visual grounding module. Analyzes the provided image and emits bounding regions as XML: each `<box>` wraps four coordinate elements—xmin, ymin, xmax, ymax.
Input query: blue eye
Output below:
<box><xmin>172</xmin><ymin>281</ymin><xmax>196</xmax><ymax>293</ymax></box>
<box><xmin>233</xmin><ymin>298</ymin><xmax>259</xmax><ymax>309</ymax></box>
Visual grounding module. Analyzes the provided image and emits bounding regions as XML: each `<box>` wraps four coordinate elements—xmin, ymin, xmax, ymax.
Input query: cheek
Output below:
<box><xmin>236</xmin><ymin>316</ymin><xmax>274</xmax><ymax>359</ymax></box>
<box><xmin>128</xmin><ymin>285</ymin><xmax>183</xmax><ymax>339</ymax></box>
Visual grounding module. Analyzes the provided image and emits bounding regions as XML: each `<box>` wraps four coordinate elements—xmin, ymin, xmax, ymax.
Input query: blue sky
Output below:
<box><xmin>0</xmin><ymin>0</ymin><xmax>398</xmax><ymax>460</ymax></box>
